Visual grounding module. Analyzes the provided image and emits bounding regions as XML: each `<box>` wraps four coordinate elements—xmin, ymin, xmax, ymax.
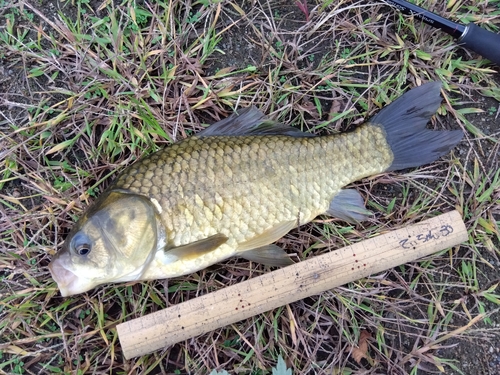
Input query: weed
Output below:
<box><xmin>295</xmin><ymin>0</ymin><xmax>310</xmax><ymax>22</ymax></box>
<box><xmin>0</xmin><ymin>0</ymin><xmax>498</xmax><ymax>374</ymax></box>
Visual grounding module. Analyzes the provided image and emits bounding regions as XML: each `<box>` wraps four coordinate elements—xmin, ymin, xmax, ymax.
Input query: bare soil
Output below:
<box><xmin>1</xmin><ymin>0</ymin><xmax>499</xmax><ymax>374</ymax></box>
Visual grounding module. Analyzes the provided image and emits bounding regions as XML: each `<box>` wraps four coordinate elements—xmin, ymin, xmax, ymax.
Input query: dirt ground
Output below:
<box><xmin>1</xmin><ymin>0</ymin><xmax>499</xmax><ymax>374</ymax></box>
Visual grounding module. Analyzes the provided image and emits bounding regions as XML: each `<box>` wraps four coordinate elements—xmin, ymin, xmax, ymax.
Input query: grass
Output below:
<box><xmin>0</xmin><ymin>0</ymin><xmax>499</xmax><ymax>374</ymax></box>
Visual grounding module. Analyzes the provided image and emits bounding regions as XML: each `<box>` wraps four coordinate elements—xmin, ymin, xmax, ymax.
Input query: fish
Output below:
<box><xmin>49</xmin><ymin>82</ymin><xmax>463</xmax><ymax>297</ymax></box>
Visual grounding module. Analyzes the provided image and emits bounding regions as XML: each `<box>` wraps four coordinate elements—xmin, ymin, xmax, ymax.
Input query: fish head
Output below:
<box><xmin>49</xmin><ymin>191</ymin><xmax>159</xmax><ymax>296</ymax></box>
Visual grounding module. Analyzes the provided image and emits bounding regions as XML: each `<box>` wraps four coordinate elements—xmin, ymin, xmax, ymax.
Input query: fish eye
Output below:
<box><xmin>71</xmin><ymin>232</ymin><xmax>92</xmax><ymax>257</ymax></box>
<box><xmin>76</xmin><ymin>244</ymin><xmax>91</xmax><ymax>256</ymax></box>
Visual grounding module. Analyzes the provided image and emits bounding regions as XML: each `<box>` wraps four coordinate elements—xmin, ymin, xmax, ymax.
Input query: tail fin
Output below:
<box><xmin>370</xmin><ymin>82</ymin><xmax>463</xmax><ymax>171</ymax></box>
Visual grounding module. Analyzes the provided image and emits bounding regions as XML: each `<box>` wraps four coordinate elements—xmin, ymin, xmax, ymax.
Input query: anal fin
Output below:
<box><xmin>327</xmin><ymin>189</ymin><xmax>372</xmax><ymax>223</ymax></box>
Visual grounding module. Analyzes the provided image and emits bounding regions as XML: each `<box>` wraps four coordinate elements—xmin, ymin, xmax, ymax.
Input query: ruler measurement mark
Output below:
<box><xmin>117</xmin><ymin>211</ymin><xmax>467</xmax><ymax>359</ymax></box>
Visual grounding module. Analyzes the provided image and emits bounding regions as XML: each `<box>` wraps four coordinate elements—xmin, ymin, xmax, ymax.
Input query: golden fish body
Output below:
<box><xmin>49</xmin><ymin>82</ymin><xmax>463</xmax><ymax>296</ymax></box>
<box><xmin>119</xmin><ymin>126</ymin><xmax>392</xmax><ymax>280</ymax></box>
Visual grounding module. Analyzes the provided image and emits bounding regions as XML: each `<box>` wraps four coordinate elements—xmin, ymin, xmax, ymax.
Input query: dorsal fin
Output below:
<box><xmin>197</xmin><ymin>106</ymin><xmax>315</xmax><ymax>137</ymax></box>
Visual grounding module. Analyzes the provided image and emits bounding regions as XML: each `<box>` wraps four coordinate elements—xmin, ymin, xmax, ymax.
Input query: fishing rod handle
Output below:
<box><xmin>458</xmin><ymin>23</ymin><xmax>500</xmax><ymax>66</ymax></box>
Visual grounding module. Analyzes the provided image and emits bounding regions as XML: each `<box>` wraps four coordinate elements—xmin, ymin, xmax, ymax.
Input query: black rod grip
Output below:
<box><xmin>458</xmin><ymin>23</ymin><xmax>500</xmax><ymax>66</ymax></box>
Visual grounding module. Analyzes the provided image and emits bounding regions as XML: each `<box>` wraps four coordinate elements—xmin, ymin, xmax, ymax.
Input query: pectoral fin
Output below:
<box><xmin>326</xmin><ymin>189</ymin><xmax>372</xmax><ymax>223</ymax></box>
<box><xmin>240</xmin><ymin>245</ymin><xmax>294</xmax><ymax>267</ymax></box>
<box><xmin>163</xmin><ymin>233</ymin><xmax>228</xmax><ymax>262</ymax></box>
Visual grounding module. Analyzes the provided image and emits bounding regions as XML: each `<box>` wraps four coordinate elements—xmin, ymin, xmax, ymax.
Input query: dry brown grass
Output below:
<box><xmin>1</xmin><ymin>0</ymin><xmax>499</xmax><ymax>374</ymax></box>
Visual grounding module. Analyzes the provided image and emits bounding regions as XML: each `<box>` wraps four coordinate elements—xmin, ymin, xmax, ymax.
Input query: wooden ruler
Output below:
<box><xmin>117</xmin><ymin>210</ymin><xmax>467</xmax><ymax>359</ymax></box>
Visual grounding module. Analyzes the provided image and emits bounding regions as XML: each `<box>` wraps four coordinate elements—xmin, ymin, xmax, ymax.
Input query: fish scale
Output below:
<box><xmin>114</xmin><ymin>124</ymin><xmax>392</xmax><ymax>252</ymax></box>
<box><xmin>49</xmin><ymin>82</ymin><xmax>464</xmax><ymax>296</ymax></box>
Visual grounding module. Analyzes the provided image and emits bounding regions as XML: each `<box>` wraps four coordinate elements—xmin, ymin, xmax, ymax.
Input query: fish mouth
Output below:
<box><xmin>48</xmin><ymin>254</ymin><xmax>92</xmax><ymax>297</ymax></box>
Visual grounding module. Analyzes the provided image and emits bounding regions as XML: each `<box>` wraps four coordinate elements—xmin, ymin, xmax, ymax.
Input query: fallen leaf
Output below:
<box><xmin>351</xmin><ymin>330</ymin><xmax>371</xmax><ymax>364</ymax></box>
